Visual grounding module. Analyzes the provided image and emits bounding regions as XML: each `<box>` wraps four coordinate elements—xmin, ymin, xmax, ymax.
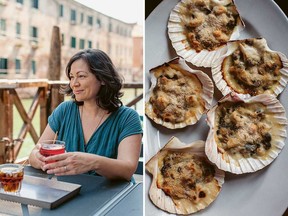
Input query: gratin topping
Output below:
<box><xmin>179</xmin><ymin>0</ymin><xmax>241</xmax><ymax>52</ymax></box>
<box><xmin>215</xmin><ymin>101</ymin><xmax>278</xmax><ymax>158</ymax></box>
<box><xmin>149</xmin><ymin>64</ymin><xmax>205</xmax><ymax>124</ymax></box>
<box><xmin>222</xmin><ymin>38</ymin><xmax>283</xmax><ymax>95</ymax></box>
<box><xmin>157</xmin><ymin>151</ymin><xmax>215</xmax><ymax>203</ymax></box>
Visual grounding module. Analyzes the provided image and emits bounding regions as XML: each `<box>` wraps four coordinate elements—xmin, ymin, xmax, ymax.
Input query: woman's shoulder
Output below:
<box><xmin>57</xmin><ymin>100</ymin><xmax>76</xmax><ymax>109</ymax></box>
<box><xmin>52</xmin><ymin>100</ymin><xmax>77</xmax><ymax>115</ymax></box>
<box><xmin>117</xmin><ymin>105</ymin><xmax>138</xmax><ymax>115</ymax></box>
<box><xmin>114</xmin><ymin>106</ymin><xmax>142</xmax><ymax>120</ymax></box>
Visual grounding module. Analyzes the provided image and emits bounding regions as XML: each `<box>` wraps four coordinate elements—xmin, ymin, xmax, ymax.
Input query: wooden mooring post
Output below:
<box><xmin>47</xmin><ymin>26</ymin><xmax>64</xmax><ymax>116</ymax></box>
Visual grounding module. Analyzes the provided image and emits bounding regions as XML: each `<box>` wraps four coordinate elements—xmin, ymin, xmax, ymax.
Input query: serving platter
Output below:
<box><xmin>0</xmin><ymin>175</ymin><xmax>81</xmax><ymax>209</ymax></box>
<box><xmin>145</xmin><ymin>0</ymin><xmax>288</xmax><ymax>215</ymax></box>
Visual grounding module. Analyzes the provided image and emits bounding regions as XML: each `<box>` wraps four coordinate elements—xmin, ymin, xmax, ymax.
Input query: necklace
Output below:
<box><xmin>80</xmin><ymin>106</ymin><xmax>106</xmax><ymax>133</ymax></box>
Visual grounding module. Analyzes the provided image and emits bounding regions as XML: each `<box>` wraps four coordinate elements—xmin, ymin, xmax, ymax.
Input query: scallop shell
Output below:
<box><xmin>146</xmin><ymin>137</ymin><xmax>225</xmax><ymax>215</ymax></box>
<box><xmin>145</xmin><ymin>57</ymin><xmax>214</xmax><ymax>129</ymax></box>
<box><xmin>212</xmin><ymin>38</ymin><xmax>288</xmax><ymax>98</ymax></box>
<box><xmin>205</xmin><ymin>92</ymin><xmax>288</xmax><ymax>174</ymax></box>
<box><xmin>168</xmin><ymin>0</ymin><xmax>245</xmax><ymax>68</ymax></box>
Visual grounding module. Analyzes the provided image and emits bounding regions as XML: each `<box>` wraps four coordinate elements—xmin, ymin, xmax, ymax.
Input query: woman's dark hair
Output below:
<box><xmin>61</xmin><ymin>49</ymin><xmax>124</xmax><ymax>112</ymax></box>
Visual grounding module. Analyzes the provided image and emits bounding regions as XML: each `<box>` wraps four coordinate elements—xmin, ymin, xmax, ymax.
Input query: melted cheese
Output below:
<box><xmin>157</xmin><ymin>151</ymin><xmax>216</xmax><ymax>204</ymax></box>
<box><xmin>149</xmin><ymin>63</ymin><xmax>205</xmax><ymax>124</ymax></box>
<box><xmin>215</xmin><ymin>101</ymin><xmax>281</xmax><ymax>159</ymax></box>
<box><xmin>222</xmin><ymin>38</ymin><xmax>282</xmax><ymax>95</ymax></box>
<box><xmin>179</xmin><ymin>0</ymin><xmax>241</xmax><ymax>52</ymax></box>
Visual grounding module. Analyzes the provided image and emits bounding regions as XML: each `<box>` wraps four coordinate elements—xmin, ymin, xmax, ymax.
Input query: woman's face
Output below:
<box><xmin>69</xmin><ymin>59</ymin><xmax>102</xmax><ymax>103</ymax></box>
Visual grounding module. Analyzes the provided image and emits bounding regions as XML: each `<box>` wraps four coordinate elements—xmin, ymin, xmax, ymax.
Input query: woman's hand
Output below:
<box><xmin>42</xmin><ymin>152</ymin><xmax>95</xmax><ymax>176</ymax></box>
<box><xmin>29</xmin><ymin>143</ymin><xmax>47</xmax><ymax>170</ymax></box>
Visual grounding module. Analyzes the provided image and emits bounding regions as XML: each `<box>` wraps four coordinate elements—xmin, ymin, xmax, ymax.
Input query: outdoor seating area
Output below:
<box><xmin>0</xmin><ymin>79</ymin><xmax>143</xmax><ymax>215</ymax></box>
<box><xmin>0</xmin><ymin>0</ymin><xmax>146</xmax><ymax>215</ymax></box>
<box><xmin>0</xmin><ymin>77</ymin><xmax>143</xmax><ymax>216</ymax></box>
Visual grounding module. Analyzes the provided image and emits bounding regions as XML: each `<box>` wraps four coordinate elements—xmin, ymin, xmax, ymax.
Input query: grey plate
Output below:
<box><xmin>0</xmin><ymin>175</ymin><xmax>81</xmax><ymax>209</ymax></box>
<box><xmin>145</xmin><ymin>0</ymin><xmax>288</xmax><ymax>215</ymax></box>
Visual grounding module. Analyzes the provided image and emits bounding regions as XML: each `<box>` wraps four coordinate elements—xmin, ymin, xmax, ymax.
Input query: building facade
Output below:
<box><xmin>0</xmin><ymin>0</ymin><xmax>143</xmax><ymax>82</ymax></box>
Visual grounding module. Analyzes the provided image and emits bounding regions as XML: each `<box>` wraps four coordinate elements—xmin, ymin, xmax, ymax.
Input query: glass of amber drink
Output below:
<box><xmin>0</xmin><ymin>164</ymin><xmax>24</xmax><ymax>194</ymax></box>
<box><xmin>39</xmin><ymin>140</ymin><xmax>65</xmax><ymax>163</ymax></box>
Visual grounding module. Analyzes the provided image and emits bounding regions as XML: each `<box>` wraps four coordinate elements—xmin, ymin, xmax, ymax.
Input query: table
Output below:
<box><xmin>0</xmin><ymin>166</ymin><xmax>143</xmax><ymax>216</ymax></box>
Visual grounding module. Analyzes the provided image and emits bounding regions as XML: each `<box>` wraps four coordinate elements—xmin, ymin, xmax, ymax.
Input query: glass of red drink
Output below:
<box><xmin>39</xmin><ymin>140</ymin><xmax>65</xmax><ymax>163</ymax></box>
<box><xmin>0</xmin><ymin>164</ymin><xmax>24</xmax><ymax>194</ymax></box>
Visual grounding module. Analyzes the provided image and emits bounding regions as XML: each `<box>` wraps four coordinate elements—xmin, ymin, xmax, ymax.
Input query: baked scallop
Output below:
<box><xmin>168</xmin><ymin>0</ymin><xmax>245</xmax><ymax>67</ymax></box>
<box><xmin>205</xmin><ymin>92</ymin><xmax>288</xmax><ymax>174</ymax></box>
<box><xmin>145</xmin><ymin>57</ymin><xmax>214</xmax><ymax>129</ymax></box>
<box><xmin>146</xmin><ymin>137</ymin><xmax>225</xmax><ymax>215</ymax></box>
<box><xmin>212</xmin><ymin>38</ymin><xmax>288</xmax><ymax>97</ymax></box>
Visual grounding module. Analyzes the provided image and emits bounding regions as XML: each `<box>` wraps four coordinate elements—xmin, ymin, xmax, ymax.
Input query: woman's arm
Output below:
<box><xmin>43</xmin><ymin>134</ymin><xmax>142</xmax><ymax>181</ymax></box>
<box><xmin>94</xmin><ymin>134</ymin><xmax>142</xmax><ymax>180</ymax></box>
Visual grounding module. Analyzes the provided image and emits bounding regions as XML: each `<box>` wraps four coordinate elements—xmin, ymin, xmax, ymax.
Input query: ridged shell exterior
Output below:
<box><xmin>145</xmin><ymin>57</ymin><xmax>214</xmax><ymax>129</ymax></box>
<box><xmin>168</xmin><ymin>0</ymin><xmax>244</xmax><ymax>68</ymax></box>
<box><xmin>212</xmin><ymin>38</ymin><xmax>288</xmax><ymax>98</ymax></box>
<box><xmin>146</xmin><ymin>137</ymin><xmax>225</xmax><ymax>214</ymax></box>
<box><xmin>205</xmin><ymin>93</ymin><xmax>288</xmax><ymax>174</ymax></box>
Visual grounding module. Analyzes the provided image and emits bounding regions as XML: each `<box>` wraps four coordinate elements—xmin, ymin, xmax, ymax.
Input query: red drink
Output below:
<box><xmin>0</xmin><ymin>164</ymin><xmax>24</xmax><ymax>193</ymax></box>
<box><xmin>40</xmin><ymin>144</ymin><xmax>65</xmax><ymax>157</ymax></box>
<box><xmin>39</xmin><ymin>140</ymin><xmax>65</xmax><ymax>163</ymax></box>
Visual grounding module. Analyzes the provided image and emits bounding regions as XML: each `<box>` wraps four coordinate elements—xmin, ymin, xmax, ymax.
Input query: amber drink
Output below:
<box><xmin>40</xmin><ymin>140</ymin><xmax>65</xmax><ymax>163</ymax></box>
<box><xmin>0</xmin><ymin>164</ymin><xmax>24</xmax><ymax>193</ymax></box>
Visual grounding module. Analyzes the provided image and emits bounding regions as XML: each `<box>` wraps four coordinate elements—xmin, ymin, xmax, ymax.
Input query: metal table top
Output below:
<box><xmin>0</xmin><ymin>166</ymin><xmax>143</xmax><ymax>216</ymax></box>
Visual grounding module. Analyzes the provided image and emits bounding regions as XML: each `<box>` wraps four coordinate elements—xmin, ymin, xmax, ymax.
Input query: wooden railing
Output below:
<box><xmin>0</xmin><ymin>79</ymin><xmax>143</xmax><ymax>163</ymax></box>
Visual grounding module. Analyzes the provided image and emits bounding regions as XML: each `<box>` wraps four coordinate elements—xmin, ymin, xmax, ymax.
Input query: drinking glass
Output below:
<box><xmin>39</xmin><ymin>140</ymin><xmax>65</xmax><ymax>163</ymax></box>
<box><xmin>0</xmin><ymin>164</ymin><xmax>24</xmax><ymax>194</ymax></box>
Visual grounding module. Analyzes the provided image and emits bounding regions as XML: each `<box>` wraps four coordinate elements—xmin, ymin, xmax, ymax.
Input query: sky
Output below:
<box><xmin>74</xmin><ymin>0</ymin><xmax>144</xmax><ymax>25</ymax></box>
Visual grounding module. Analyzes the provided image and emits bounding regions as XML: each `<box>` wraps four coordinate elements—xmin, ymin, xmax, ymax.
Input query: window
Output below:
<box><xmin>109</xmin><ymin>23</ymin><xmax>112</xmax><ymax>32</ymax></box>
<box><xmin>15</xmin><ymin>59</ymin><xmax>21</xmax><ymax>74</ymax></box>
<box><xmin>31</xmin><ymin>0</ymin><xmax>38</xmax><ymax>9</ymax></box>
<box><xmin>96</xmin><ymin>18</ymin><xmax>101</xmax><ymax>28</ymax></box>
<box><xmin>16</xmin><ymin>22</ymin><xmax>21</xmax><ymax>38</ymax></box>
<box><xmin>88</xmin><ymin>16</ymin><xmax>93</xmax><ymax>26</ymax></box>
<box><xmin>16</xmin><ymin>0</ymin><xmax>24</xmax><ymax>4</ymax></box>
<box><xmin>0</xmin><ymin>58</ymin><xmax>8</xmax><ymax>74</ymax></box>
<box><xmin>31</xmin><ymin>60</ymin><xmax>36</xmax><ymax>74</ymax></box>
<box><xmin>79</xmin><ymin>39</ymin><xmax>85</xmax><ymax>49</ymax></box>
<box><xmin>88</xmin><ymin>40</ymin><xmax>92</xmax><ymax>48</ymax></box>
<box><xmin>71</xmin><ymin>36</ymin><xmax>76</xmax><ymax>48</ymax></box>
<box><xmin>71</xmin><ymin>9</ymin><xmax>76</xmax><ymax>23</ymax></box>
<box><xmin>0</xmin><ymin>19</ymin><xmax>6</xmax><ymax>36</ymax></box>
<box><xmin>80</xmin><ymin>13</ymin><xmax>84</xmax><ymax>23</ymax></box>
<box><xmin>30</xmin><ymin>26</ymin><xmax>38</xmax><ymax>42</ymax></box>
<box><xmin>61</xmin><ymin>33</ymin><xmax>64</xmax><ymax>46</ymax></box>
<box><xmin>59</xmin><ymin>4</ymin><xmax>64</xmax><ymax>17</ymax></box>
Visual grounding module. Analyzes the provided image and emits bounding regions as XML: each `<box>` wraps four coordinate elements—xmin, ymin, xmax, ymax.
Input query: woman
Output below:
<box><xmin>29</xmin><ymin>49</ymin><xmax>143</xmax><ymax>181</ymax></box>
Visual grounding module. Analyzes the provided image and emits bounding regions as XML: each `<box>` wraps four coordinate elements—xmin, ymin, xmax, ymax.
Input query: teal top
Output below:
<box><xmin>48</xmin><ymin>100</ymin><xmax>143</xmax><ymax>178</ymax></box>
